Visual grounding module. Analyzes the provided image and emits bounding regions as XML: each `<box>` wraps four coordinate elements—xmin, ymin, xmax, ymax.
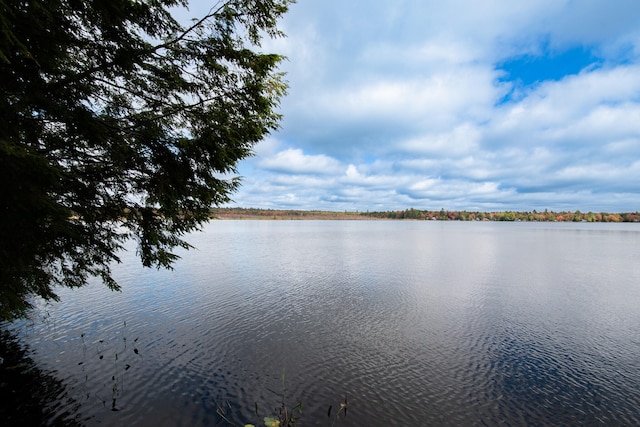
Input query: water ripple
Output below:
<box><xmin>5</xmin><ymin>221</ymin><xmax>640</xmax><ymax>426</ymax></box>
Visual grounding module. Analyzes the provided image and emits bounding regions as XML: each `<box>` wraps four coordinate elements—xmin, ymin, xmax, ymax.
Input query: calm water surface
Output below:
<box><xmin>5</xmin><ymin>221</ymin><xmax>640</xmax><ymax>426</ymax></box>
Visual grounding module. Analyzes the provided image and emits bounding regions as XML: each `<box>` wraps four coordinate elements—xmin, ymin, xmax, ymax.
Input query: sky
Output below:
<box><xmin>189</xmin><ymin>0</ymin><xmax>640</xmax><ymax>212</ymax></box>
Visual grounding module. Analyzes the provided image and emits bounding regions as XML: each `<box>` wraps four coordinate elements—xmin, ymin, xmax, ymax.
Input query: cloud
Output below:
<box><xmin>331</xmin><ymin>68</ymin><xmax>498</xmax><ymax>122</ymax></box>
<box><xmin>203</xmin><ymin>0</ymin><xmax>640</xmax><ymax>212</ymax></box>
<box><xmin>399</xmin><ymin>123</ymin><xmax>481</xmax><ymax>157</ymax></box>
<box><xmin>402</xmin><ymin>179</ymin><xmax>514</xmax><ymax>204</ymax></box>
<box><xmin>259</xmin><ymin>148</ymin><xmax>343</xmax><ymax>175</ymax></box>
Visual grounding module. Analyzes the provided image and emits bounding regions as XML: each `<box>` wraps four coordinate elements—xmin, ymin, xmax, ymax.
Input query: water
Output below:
<box><xmin>4</xmin><ymin>221</ymin><xmax>640</xmax><ymax>426</ymax></box>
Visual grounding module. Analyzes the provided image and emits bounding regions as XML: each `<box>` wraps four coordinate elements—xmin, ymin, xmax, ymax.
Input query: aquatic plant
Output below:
<box><xmin>217</xmin><ymin>370</ymin><xmax>347</xmax><ymax>427</ymax></box>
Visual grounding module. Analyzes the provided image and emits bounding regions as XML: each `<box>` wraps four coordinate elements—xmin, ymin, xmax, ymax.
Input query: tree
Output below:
<box><xmin>0</xmin><ymin>0</ymin><xmax>293</xmax><ymax>319</ymax></box>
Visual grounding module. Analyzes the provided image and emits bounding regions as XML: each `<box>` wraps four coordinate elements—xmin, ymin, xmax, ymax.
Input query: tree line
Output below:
<box><xmin>360</xmin><ymin>208</ymin><xmax>639</xmax><ymax>222</ymax></box>
<box><xmin>212</xmin><ymin>208</ymin><xmax>640</xmax><ymax>222</ymax></box>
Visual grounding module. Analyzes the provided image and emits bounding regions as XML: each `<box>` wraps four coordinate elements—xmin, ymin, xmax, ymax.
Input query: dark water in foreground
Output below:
<box><xmin>4</xmin><ymin>221</ymin><xmax>640</xmax><ymax>426</ymax></box>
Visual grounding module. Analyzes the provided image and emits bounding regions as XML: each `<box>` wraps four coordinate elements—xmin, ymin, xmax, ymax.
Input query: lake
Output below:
<box><xmin>5</xmin><ymin>220</ymin><xmax>640</xmax><ymax>426</ymax></box>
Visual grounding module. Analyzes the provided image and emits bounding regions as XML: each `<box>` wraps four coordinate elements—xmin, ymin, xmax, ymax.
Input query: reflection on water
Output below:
<box><xmin>0</xmin><ymin>330</ymin><xmax>83</xmax><ymax>426</ymax></box>
<box><xmin>4</xmin><ymin>221</ymin><xmax>640</xmax><ymax>426</ymax></box>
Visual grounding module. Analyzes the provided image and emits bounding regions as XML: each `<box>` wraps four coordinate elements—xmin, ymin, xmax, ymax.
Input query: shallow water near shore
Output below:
<box><xmin>5</xmin><ymin>220</ymin><xmax>640</xmax><ymax>426</ymax></box>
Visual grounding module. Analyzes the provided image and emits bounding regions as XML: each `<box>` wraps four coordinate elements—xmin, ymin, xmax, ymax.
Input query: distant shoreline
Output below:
<box><xmin>210</xmin><ymin>208</ymin><xmax>639</xmax><ymax>222</ymax></box>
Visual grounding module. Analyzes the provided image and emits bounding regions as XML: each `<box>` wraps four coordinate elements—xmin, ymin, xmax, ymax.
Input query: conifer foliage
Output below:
<box><xmin>0</xmin><ymin>0</ymin><xmax>293</xmax><ymax>319</ymax></box>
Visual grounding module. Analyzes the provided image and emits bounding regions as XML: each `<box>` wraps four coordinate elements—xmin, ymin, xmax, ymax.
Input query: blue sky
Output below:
<box><xmin>190</xmin><ymin>0</ymin><xmax>640</xmax><ymax>212</ymax></box>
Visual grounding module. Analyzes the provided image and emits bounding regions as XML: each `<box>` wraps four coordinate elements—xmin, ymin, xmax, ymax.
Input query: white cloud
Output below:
<box><xmin>400</xmin><ymin>123</ymin><xmax>481</xmax><ymax>156</ymax></box>
<box><xmin>259</xmin><ymin>148</ymin><xmax>342</xmax><ymax>175</ymax></box>
<box><xmin>309</xmin><ymin>65</ymin><xmax>500</xmax><ymax>142</ymax></box>
<box><xmin>408</xmin><ymin>179</ymin><xmax>506</xmax><ymax>198</ymax></box>
<box><xmin>340</xmin><ymin>164</ymin><xmax>407</xmax><ymax>189</ymax></box>
<box><xmin>252</xmin><ymin>137</ymin><xmax>282</xmax><ymax>158</ymax></box>
<box><xmin>486</xmin><ymin>65</ymin><xmax>640</xmax><ymax>151</ymax></box>
<box><xmin>359</xmin><ymin>38</ymin><xmax>480</xmax><ymax>69</ymax></box>
<box><xmin>205</xmin><ymin>0</ymin><xmax>640</xmax><ymax>212</ymax></box>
